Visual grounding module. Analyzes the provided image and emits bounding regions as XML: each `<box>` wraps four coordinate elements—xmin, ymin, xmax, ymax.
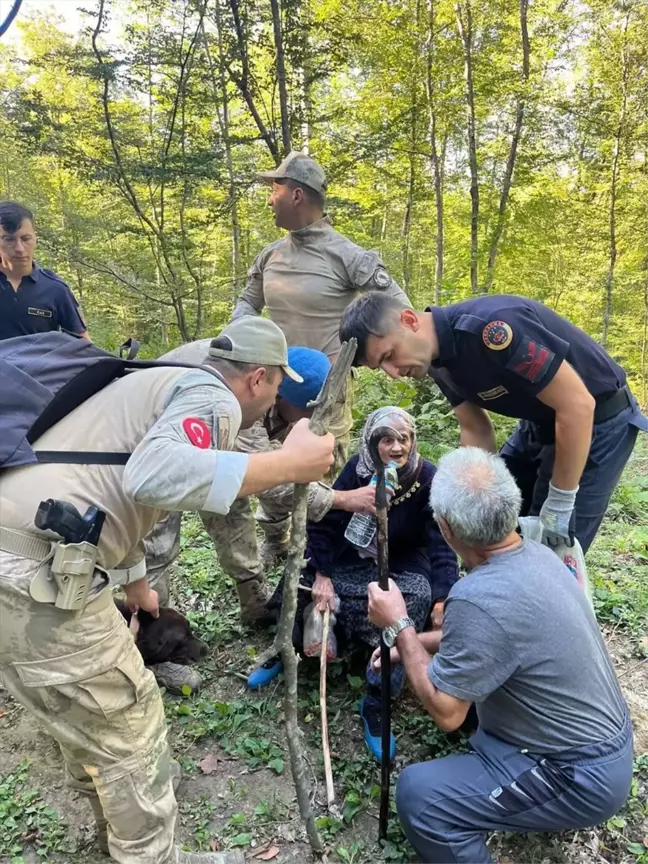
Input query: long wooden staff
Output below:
<box><xmin>368</xmin><ymin>425</ymin><xmax>400</xmax><ymax>841</ymax></box>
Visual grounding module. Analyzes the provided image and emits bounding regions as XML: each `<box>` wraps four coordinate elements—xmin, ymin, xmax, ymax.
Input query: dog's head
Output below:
<box><xmin>116</xmin><ymin>600</ymin><xmax>208</xmax><ymax>666</ymax></box>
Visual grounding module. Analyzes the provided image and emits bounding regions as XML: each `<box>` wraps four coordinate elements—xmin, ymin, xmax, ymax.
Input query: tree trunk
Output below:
<box><xmin>455</xmin><ymin>0</ymin><xmax>479</xmax><ymax>294</ymax></box>
<box><xmin>483</xmin><ymin>0</ymin><xmax>529</xmax><ymax>293</ymax></box>
<box><xmin>602</xmin><ymin>15</ymin><xmax>630</xmax><ymax>348</ymax></box>
<box><xmin>642</xmin><ymin>263</ymin><xmax>648</xmax><ymax>407</ymax></box>
<box><xmin>425</xmin><ymin>0</ymin><xmax>444</xmax><ymax>301</ymax></box>
<box><xmin>270</xmin><ymin>0</ymin><xmax>292</xmax><ymax>154</ymax></box>
<box><xmin>299</xmin><ymin>23</ymin><xmax>313</xmax><ymax>153</ymax></box>
<box><xmin>202</xmin><ymin>9</ymin><xmax>242</xmax><ymax>300</ymax></box>
<box><xmin>227</xmin><ymin>0</ymin><xmax>280</xmax><ymax>162</ymax></box>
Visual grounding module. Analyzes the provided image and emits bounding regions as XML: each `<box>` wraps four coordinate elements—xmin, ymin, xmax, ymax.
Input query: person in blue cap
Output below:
<box><xmin>142</xmin><ymin>342</ymin><xmax>378</xmax><ymax>694</ymax></box>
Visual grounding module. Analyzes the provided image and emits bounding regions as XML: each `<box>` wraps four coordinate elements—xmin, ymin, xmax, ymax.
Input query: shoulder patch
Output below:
<box><xmin>506</xmin><ymin>336</ymin><xmax>555</xmax><ymax>384</ymax></box>
<box><xmin>482</xmin><ymin>320</ymin><xmax>513</xmax><ymax>351</ymax></box>
<box><xmin>372</xmin><ymin>266</ymin><xmax>392</xmax><ymax>290</ymax></box>
<box><xmin>182</xmin><ymin>417</ymin><xmax>211</xmax><ymax>449</ymax></box>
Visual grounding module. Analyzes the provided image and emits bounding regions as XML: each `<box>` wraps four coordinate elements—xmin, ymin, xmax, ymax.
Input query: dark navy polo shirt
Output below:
<box><xmin>427</xmin><ymin>295</ymin><xmax>626</xmax><ymax>431</ymax></box>
<box><xmin>0</xmin><ymin>264</ymin><xmax>86</xmax><ymax>340</ymax></box>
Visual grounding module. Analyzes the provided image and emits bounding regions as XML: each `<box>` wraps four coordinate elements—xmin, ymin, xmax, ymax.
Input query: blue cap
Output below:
<box><xmin>278</xmin><ymin>347</ymin><xmax>331</xmax><ymax>409</ymax></box>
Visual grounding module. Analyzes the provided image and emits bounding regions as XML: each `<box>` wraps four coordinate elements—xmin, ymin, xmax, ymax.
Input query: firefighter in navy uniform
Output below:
<box><xmin>0</xmin><ymin>201</ymin><xmax>88</xmax><ymax>340</ymax></box>
<box><xmin>340</xmin><ymin>292</ymin><xmax>648</xmax><ymax>553</ymax></box>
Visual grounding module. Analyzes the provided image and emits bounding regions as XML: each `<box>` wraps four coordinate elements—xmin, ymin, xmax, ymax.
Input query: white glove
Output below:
<box><xmin>539</xmin><ymin>482</ymin><xmax>578</xmax><ymax>547</ymax></box>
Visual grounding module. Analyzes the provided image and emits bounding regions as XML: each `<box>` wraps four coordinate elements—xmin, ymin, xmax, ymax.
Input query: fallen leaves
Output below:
<box><xmin>252</xmin><ymin>842</ymin><xmax>280</xmax><ymax>860</ymax></box>
<box><xmin>198</xmin><ymin>753</ymin><xmax>221</xmax><ymax>774</ymax></box>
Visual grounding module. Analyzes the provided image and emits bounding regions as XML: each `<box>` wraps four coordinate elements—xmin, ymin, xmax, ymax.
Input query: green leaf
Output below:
<box><xmin>268</xmin><ymin>758</ymin><xmax>284</xmax><ymax>774</ymax></box>
<box><xmin>229</xmin><ymin>812</ymin><xmax>247</xmax><ymax>825</ymax></box>
<box><xmin>229</xmin><ymin>832</ymin><xmax>253</xmax><ymax>847</ymax></box>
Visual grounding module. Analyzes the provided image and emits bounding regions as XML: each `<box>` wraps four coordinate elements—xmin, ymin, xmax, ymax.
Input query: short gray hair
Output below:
<box><xmin>430</xmin><ymin>447</ymin><xmax>521</xmax><ymax>547</ymax></box>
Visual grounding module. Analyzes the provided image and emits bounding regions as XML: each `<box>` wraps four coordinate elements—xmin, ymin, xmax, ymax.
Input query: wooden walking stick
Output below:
<box><xmin>368</xmin><ymin>425</ymin><xmax>402</xmax><ymax>842</ymax></box>
<box><xmin>251</xmin><ymin>338</ymin><xmax>356</xmax><ymax>855</ymax></box>
<box><xmin>319</xmin><ymin>608</ymin><xmax>336</xmax><ymax>808</ymax></box>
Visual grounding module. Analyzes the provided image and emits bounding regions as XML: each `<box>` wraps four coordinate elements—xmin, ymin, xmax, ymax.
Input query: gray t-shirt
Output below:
<box><xmin>429</xmin><ymin>539</ymin><xmax>627</xmax><ymax>754</ymax></box>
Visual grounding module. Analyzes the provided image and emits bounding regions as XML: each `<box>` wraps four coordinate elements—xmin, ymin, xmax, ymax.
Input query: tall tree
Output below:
<box><xmin>455</xmin><ymin>0</ymin><xmax>479</xmax><ymax>294</ymax></box>
<box><xmin>270</xmin><ymin>0</ymin><xmax>292</xmax><ymax>153</ymax></box>
<box><xmin>482</xmin><ymin>0</ymin><xmax>530</xmax><ymax>293</ymax></box>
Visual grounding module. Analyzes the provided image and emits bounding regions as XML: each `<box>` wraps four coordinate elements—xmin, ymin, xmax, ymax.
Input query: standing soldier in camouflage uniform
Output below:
<box><xmin>232</xmin><ymin>151</ymin><xmax>410</xmax><ymax>564</ymax></box>
<box><xmin>145</xmin><ymin>342</ymin><xmax>380</xmax><ymax>648</ymax></box>
<box><xmin>0</xmin><ymin>318</ymin><xmax>334</xmax><ymax>864</ymax></box>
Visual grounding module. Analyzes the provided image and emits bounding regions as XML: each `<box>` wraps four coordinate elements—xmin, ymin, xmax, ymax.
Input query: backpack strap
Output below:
<box><xmin>35</xmin><ymin>451</ymin><xmax>131</xmax><ymax>465</ymax></box>
<box><xmin>119</xmin><ymin>338</ymin><xmax>141</xmax><ymax>360</ymax></box>
<box><xmin>31</xmin><ymin>361</ymin><xmax>232</xmax><ymax>466</ymax></box>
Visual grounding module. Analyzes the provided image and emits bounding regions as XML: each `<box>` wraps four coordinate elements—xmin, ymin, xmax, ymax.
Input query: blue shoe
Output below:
<box><xmin>359</xmin><ymin>697</ymin><xmax>396</xmax><ymax>763</ymax></box>
<box><xmin>247</xmin><ymin>656</ymin><xmax>283</xmax><ymax>689</ymax></box>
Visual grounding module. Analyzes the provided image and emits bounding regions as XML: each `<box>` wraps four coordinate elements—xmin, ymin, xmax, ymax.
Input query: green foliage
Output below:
<box><xmin>0</xmin><ymin>761</ymin><xmax>72</xmax><ymax>861</ymax></box>
<box><xmin>587</xmin><ymin>448</ymin><xmax>648</xmax><ymax>644</ymax></box>
<box><xmin>171</xmin><ymin>694</ymin><xmax>285</xmax><ymax>772</ymax></box>
<box><xmin>0</xmin><ymin>0</ymin><xmax>646</xmax><ymax>398</ymax></box>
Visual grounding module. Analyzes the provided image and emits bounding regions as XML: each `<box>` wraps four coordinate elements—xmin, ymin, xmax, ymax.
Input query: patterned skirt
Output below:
<box><xmin>269</xmin><ymin>559</ymin><xmax>431</xmax><ymax>650</ymax></box>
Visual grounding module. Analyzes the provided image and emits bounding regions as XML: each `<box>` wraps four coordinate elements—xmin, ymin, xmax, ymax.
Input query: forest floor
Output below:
<box><xmin>1</xmin><ymin>441</ymin><xmax>647</xmax><ymax>864</ymax></box>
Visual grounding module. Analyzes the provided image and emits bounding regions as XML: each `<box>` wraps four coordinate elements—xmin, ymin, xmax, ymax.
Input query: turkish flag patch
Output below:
<box><xmin>506</xmin><ymin>336</ymin><xmax>555</xmax><ymax>384</ymax></box>
<box><xmin>182</xmin><ymin>417</ymin><xmax>211</xmax><ymax>449</ymax></box>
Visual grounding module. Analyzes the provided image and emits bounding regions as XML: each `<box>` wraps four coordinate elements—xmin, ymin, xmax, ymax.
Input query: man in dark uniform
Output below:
<box><xmin>0</xmin><ymin>201</ymin><xmax>88</xmax><ymax>340</ymax></box>
<box><xmin>340</xmin><ymin>292</ymin><xmax>648</xmax><ymax>552</ymax></box>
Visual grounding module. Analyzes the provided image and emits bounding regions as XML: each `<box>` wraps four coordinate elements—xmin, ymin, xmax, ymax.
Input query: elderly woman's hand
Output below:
<box><xmin>313</xmin><ymin>572</ymin><xmax>336</xmax><ymax>612</ymax></box>
<box><xmin>370</xmin><ymin>644</ymin><xmax>401</xmax><ymax>672</ymax></box>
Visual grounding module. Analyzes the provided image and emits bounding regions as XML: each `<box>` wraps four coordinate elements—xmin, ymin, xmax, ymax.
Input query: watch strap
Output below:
<box><xmin>383</xmin><ymin>616</ymin><xmax>415</xmax><ymax>647</ymax></box>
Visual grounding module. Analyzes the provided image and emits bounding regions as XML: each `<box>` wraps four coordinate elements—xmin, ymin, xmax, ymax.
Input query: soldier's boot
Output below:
<box><xmin>94</xmin><ymin>760</ymin><xmax>182</xmax><ymax>853</ymax></box>
<box><xmin>150</xmin><ymin>662</ymin><xmax>203</xmax><ymax>695</ymax></box>
<box><xmin>237</xmin><ymin>577</ymin><xmax>272</xmax><ymax>622</ymax></box>
<box><xmin>174</xmin><ymin>850</ymin><xmax>245</xmax><ymax>864</ymax></box>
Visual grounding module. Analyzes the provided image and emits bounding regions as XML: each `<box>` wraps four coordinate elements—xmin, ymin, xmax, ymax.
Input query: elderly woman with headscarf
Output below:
<box><xmin>249</xmin><ymin>407</ymin><xmax>458</xmax><ymax>762</ymax></box>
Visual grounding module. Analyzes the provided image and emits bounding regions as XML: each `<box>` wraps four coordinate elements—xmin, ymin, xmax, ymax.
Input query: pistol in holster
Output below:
<box><xmin>33</xmin><ymin>499</ymin><xmax>106</xmax><ymax>612</ymax></box>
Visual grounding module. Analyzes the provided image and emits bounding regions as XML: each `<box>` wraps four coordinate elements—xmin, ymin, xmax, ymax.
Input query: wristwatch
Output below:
<box><xmin>382</xmin><ymin>616</ymin><xmax>415</xmax><ymax>648</ymax></box>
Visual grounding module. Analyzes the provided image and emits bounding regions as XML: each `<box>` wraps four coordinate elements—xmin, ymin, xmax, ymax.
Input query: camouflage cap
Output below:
<box><xmin>209</xmin><ymin>317</ymin><xmax>303</xmax><ymax>382</ymax></box>
<box><xmin>258</xmin><ymin>151</ymin><xmax>327</xmax><ymax>196</ymax></box>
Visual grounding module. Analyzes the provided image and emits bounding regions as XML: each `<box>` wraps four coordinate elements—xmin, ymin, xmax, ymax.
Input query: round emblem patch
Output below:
<box><xmin>182</xmin><ymin>417</ymin><xmax>211</xmax><ymax>449</ymax></box>
<box><xmin>372</xmin><ymin>267</ymin><xmax>391</xmax><ymax>289</ymax></box>
<box><xmin>482</xmin><ymin>320</ymin><xmax>513</xmax><ymax>351</ymax></box>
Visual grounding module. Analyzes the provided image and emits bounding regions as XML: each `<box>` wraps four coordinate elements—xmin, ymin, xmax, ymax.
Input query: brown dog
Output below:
<box><xmin>114</xmin><ymin>599</ymin><xmax>208</xmax><ymax>666</ymax></box>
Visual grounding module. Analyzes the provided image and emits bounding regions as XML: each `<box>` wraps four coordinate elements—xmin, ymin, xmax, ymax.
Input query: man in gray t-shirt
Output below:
<box><xmin>368</xmin><ymin>447</ymin><xmax>632</xmax><ymax>864</ymax></box>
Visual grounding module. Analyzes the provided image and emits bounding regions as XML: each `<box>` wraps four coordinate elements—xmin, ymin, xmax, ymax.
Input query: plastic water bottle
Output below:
<box><xmin>344</xmin><ymin>461</ymin><xmax>399</xmax><ymax>549</ymax></box>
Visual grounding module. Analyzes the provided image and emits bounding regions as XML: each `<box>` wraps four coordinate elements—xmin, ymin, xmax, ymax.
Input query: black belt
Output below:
<box><xmin>594</xmin><ymin>386</ymin><xmax>633</xmax><ymax>425</ymax></box>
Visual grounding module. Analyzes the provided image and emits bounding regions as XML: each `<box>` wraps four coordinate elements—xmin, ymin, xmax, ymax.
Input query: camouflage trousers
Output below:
<box><xmin>0</xmin><ymin>552</ymin><xmax>176</xmax><ymax>864</ymax></box>
<box><xmin>145</xmin><ymin>382</ymin><xmax>352</xmax><ymax>589</ymax></box>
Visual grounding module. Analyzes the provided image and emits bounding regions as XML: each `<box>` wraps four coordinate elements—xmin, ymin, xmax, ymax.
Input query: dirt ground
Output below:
<box><xmin>1</xmin><ymin>444</ymin><xmax>647</xmax><ymax>864</ymax></box>
<box><xmin>1</xmin><ymin>625</ymin><xmax>647</xmax><ymax>864</ymax></box>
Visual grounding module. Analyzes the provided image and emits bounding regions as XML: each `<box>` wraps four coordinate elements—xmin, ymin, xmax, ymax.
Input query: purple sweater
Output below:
<box><xmin>306</xmin><ymin>455</ymin><xmax>458</xmax><ymax>604</ymax></box>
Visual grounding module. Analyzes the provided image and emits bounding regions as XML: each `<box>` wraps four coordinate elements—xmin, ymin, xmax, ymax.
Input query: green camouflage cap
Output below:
<box><xmin>258</xmin><ymin>151</ymin><xmax>327</xmax><ymax>196</ymax></box>
<box><xmin>209</xmin><ymin>317</ymin><xmax>303</xmax><ymax>382</ymax></box>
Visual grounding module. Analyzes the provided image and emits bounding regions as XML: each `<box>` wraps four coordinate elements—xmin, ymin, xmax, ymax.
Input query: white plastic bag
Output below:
<box><xmin>518</xmin><ymin>516</ymin><xmax>595</xmax><ymax>613</ymax></box>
